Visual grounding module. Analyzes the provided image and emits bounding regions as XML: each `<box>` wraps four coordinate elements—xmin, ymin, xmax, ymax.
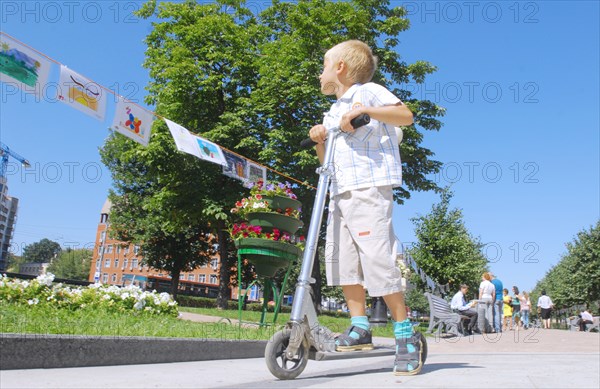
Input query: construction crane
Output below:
<box><xmin>0</xmin><ymin>141</ymin><xmax>30</xmax><ymax>178</ymax></box>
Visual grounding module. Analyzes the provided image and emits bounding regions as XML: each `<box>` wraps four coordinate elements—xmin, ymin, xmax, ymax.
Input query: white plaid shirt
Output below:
<box><xmin>323</xmin><ymin>83</ymin><xmax>403</xmax><ymax>196</ymax></box>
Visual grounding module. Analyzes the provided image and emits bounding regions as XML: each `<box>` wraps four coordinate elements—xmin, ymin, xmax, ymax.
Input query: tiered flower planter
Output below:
<box><xmin>234</xmin><ymin>194</ymin><xmax>304</xmax><ymax>327</ymax></box>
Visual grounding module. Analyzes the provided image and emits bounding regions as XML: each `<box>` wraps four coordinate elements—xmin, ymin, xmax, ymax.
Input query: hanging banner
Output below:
<box><xmin>58</xmin><ymin>65</ymin><xmax>107</xmax><ymax>121</ymax></box>
<box><xmin>192</xmin><ymin>134</ymin><xmax>227</xmax><ymax>166</ymax></box>
<box><xmin>111</xmin><ymin>97</ymin><xmax>154</xmax><ymax>146</ymax></box>
<box><xmin>222</xmin><ymin>150</ymin><xmax>248</xmax><ymax>182</ymax></box>
<box><xmin>246</xmin><ymin>162</ymin><xmax>267</xmax><ymax>184</ymax></box>
<box><xmin>0</xmin><ymin>33</ymin><xmax>52</xmax><ymax>96</ymax></box>
<box><xmin>164</xmin><ymin>118</ymin><xmax>226</xmax><ymax>167</ymax></box>
<box><xmin>164</xmin><ymin>118</ymin><xmax>200</xmax><ymax>157</ymax></box>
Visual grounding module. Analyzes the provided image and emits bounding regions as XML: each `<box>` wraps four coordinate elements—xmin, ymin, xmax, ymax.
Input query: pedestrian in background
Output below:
<box><xmin>537</xmin><ymin>290</ymin><xmax>554</xmax><ymax>329</ymax></box>
<box><xmin>490</xmin><ymin>273</ymin><xmax>503</xmax><ymax>333</ymax></box>
<box><xmin>520</xmin><ymin>291</ymin><xmax>531</xmax><ymax>329</ymax></box>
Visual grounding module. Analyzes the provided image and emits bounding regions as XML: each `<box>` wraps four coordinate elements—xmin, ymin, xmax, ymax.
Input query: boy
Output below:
<box><xmin>308</xmin><ymin>40</ymin><xmax>421</xmax><ymax>375</ymax></box>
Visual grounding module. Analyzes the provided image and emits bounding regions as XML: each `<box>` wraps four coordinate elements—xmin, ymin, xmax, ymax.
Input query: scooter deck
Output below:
<box><xmin>310</xmin><ymin>345</ymin><xmax>396</xmax><ymax>361</ymax></box>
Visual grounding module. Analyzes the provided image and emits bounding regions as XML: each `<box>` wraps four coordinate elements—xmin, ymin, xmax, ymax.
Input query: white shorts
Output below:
<box><xmin>324</xmin><ymin>186</ymin><xmax>404</xmax><ymax>297</ymax></box>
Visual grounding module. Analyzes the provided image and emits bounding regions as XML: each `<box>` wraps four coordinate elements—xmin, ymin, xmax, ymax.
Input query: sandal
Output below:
<box><xmin>335</xmin><ymin>326</ymin><xmax>374</xmax><ymax>352</ymax></box>
<box><xmin>393</xmin><ymin>333</ymin><xmax>424</xmax><ymax>376</ymax></box>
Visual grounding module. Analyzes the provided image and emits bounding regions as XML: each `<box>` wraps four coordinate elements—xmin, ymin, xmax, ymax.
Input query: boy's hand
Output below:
<box><xmin>309</xmin><ymin>124</ymin><xmax>328</xmax><ymax>144</ymax></box>
<box><xmin>340</xmin><ymin>109</ymin><xmax>364</xmax><ymax>134</ymax></box>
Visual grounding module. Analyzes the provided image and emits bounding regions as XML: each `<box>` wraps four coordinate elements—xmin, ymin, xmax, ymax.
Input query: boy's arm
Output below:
<box><xmin>309</xmin><ymin>124</ymin><xmax>327</xmax><ymax>164</ymax></box>
<box><xmin>340</xmin><ymin>103</ymin><xmax>413</xmax><ymax>133</ymax></box>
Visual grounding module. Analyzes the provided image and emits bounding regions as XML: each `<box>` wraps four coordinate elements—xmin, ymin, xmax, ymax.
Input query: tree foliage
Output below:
<box><xmin>21</xmin><ymin>239</ymin><xmax>61</xmax><ymax>263</ymax></box>
<box><xmin>46</xmin><ymin>248</ymin><xmax>93</xmax><ymax>281</ymax></box>
<box><xmin>409</xmin><ymin>188</ymin><xmax>489</xmax><ymax>292</ymax></box>
<box><xmin>531</xmin><ymin>221</ymin><xmax>600</xmax><ymax>311</ymax></box>
<box><xmin>101</xmin><ymin>0</ymin><xmax>444</xmax><ymax>303</ymax></box>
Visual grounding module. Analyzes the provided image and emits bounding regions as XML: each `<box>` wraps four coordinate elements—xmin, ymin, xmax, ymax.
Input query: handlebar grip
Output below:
<box><xmin>300</xmin><ymin>114</ymin><xmax>371</xmax><ymax>149</ymax></box>
<box><xmin>350</xmin><ymin>113</ymin><xmax>370</xmax><ymax>128</ymax></box>
<box><xmin>300</xmin><ymin>138</ymin><xmax>318</xmax><ymax>149</ymax></box>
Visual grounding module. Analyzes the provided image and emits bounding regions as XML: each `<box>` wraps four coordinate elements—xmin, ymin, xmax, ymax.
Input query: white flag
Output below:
<box><xmin>111</xmin><ymin>97</ymin><xmax>154</xmax><ymax>146</ymax></box>
<box><xmin>192</xmin><ymin>135</ymin><xmax>227</xmax><ymax>166</ymax></box>
<box><xmin>164</xmin><ymin>118</ymin><xmax>200</xmax><ymax>157</ymax></box>
<box><xmin>0</xmin><ymin>33</ymin><xmax>52</xmax><ymax>96</ymax></box>
<box><xmin>246</xmin><ymin>162</ymin><xmax>267</xmax><ymax>184</ymax></box>
<box><xmin>222</xmin><ymin>150</ymin><xmax>248</xmax><ymax>182</ymax></box>
<box><xmin>58</xmin><ymin>65</ymin><xmax>107</xmax><ymax>121</ymax></box>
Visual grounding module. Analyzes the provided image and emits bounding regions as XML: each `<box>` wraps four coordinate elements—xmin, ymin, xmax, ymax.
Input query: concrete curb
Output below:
<box><xmin>0</xmin><ymin>334</ymin><xmax>267</xmax><ymax>370</ymax></box>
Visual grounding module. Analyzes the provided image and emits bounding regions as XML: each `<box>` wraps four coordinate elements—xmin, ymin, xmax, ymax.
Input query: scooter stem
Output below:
<box><xmin>289</xmin><ymin>128</ymin><xmax>340</xmax><ymax>322</ymax></box>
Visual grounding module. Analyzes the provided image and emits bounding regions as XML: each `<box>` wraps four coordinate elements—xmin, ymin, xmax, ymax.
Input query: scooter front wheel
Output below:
<box><xmin>265</xmin><ymin>329</ymin><xmax>308</xmax><ymax>380</ymax></box>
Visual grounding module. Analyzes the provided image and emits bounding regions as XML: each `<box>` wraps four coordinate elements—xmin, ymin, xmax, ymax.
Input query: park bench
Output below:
<box><xmin>424</xmin><ymin>292</ymin><xmax>464</xmax><ymax>336</ymax></box>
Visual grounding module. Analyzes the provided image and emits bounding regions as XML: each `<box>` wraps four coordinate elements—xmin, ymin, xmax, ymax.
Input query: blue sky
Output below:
<box><xmin>1</xmin><ymin>1</ymin><xmax>598</xmax><ymax>294</ymax></box>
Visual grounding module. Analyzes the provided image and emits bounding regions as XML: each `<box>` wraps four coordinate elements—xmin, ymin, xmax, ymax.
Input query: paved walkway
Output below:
<box><xmin>1</xmin><ymin>317</ymin><xmax>598</xmax><ymax>388</ymax></box>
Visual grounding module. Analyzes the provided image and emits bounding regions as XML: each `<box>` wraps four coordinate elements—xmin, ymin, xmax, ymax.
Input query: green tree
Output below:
<box><xmin>21</xmin><ymin>238</ymin><xmax>61</xmax><ymax>263</ymax></box>
<box><xmin>532</xmin><ymin>221</ymin><xmax>600</xmax><ymax>310</ymax></box>
<box><xmin>103</xmin><ymin>0</ymin><xmax>444</xmax><ymax>305</ymax></box>
<box><xmin>409</xmin><ymin>188</ymin><xmax>489</xmax><ymax>292</ymax></box>
<box><xmin>47</xmin><ymin>248</ymin><xmax>92</xmax><ymax>281</ymax></box>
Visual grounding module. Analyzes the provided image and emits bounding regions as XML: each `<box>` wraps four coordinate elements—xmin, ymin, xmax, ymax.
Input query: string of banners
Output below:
<box><xmin>0</xmin><ymin>32</ymin><xmax>268</xmax><ymax>185</ymax></box>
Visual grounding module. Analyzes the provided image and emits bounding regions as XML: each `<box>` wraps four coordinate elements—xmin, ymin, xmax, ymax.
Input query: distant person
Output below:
<box><xmin>490</xmin><ymin>273</ymin><xmax>503</xmax><ymax>333</ymax></box>
<box><xmin>502</xmin><ymin>288</ymin><xmax>513</xmax><ymax>331</ymax></box>
<box><xmin>520</xmin><ymin>291</ymin><xmax>531</xmax><ymax>330</ymax></box>
<box><xmin>578</xmin><ymin>308</ymin><xmax>594</xmax><ymax>331</ymax></box>
<box><xmin>512</xmin><ymin>286</ymin><xmax>522</xmax><ymax>329</ymax></box>
<box><xmin>478</xmin><ymin>272</ymin><xmax>495</xmax><ymax>333</ymax></box>
<box><xmin>450</xmin><ymin>284</ymin><xmax>478</xmax><ymax>335</ymax></box>
<box><xmin>537</xmin><ymin>290</ymin><xmax>554</xmax><ymax>329</ymax></box>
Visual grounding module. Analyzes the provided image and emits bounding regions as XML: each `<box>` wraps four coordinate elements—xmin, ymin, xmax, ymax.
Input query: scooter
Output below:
<box><xmin>264</xmin><ymin>114</ymin><xmax>428</xmax><ymax>380</ymax></box>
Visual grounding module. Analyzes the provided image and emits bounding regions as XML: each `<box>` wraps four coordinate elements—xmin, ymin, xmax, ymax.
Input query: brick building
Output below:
<box><xmin>88</xmin><ymin>199</ymin><xmax>226</xmax><ymax>298</ymax></box>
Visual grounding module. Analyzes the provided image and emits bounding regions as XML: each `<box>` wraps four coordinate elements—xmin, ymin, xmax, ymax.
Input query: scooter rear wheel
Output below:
<box><xmin>265</xmin><ymin>329</ymin><xmax>308</xmax><ymax>380</ymax></box>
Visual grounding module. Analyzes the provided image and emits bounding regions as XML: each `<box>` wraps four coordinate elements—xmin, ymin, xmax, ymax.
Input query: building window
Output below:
<box><xmin>114</xmin><ymin>259</ymin><xmax>119</xmax><ymax>268</ymax></box>
<box><xmin>132</xmin><ymin>259</ymin><xmax>138</xmax><ymax>269</ymax></box>
<box><xmin>123</xmin><ymin>259</ymin><xmax>128</xmax><ymax>269</ymax></box>
<box><xmin>98</xmin><ymin>246</ymin><xmax>103</xmax><ymax>255</ymax></box>
<box><xmin>210</xmin><ymin>258</ymin><xmax>219</xmax><ymax>270</ymax></box>
<box><xmin>104</xmin><ymin>258</ymin><xmax>110</xmax><ymax>268</ymax></box>
<box><xmin>124</xmin><ymin>246</ymin><xmax>129</xmax><ymax>255</ymax></box>
<box><xmin>95</xmin><ymin>259</ymin><xmax>100</xmax><ymax>269</ymax></box>
<box><xmin>210</xmin><ymin>274</ymin><xmax>217</xmax><ymax>284</ymax></box>
<box><xmin>100</xmin><ymin>231</ymin><xmax>106</xmax><ymax>242</ymax></box>
<box><xmin>102</xmin><ymin>273</ymin><xmax>108</xmax><ymax>283</ymax></box>
<box><xmin>134</xmin><ymin>245</ymin><xmax>140</xmax><ymax>255</ymax></box>
<box><xmin>111</xmin><ymin>274</ymin><xmax>117</xmax><ymax>283</ymax></box>
<box><xmin>106</xmin><ymin>245</ymin><xmax>113</xmax><ymax>254</ymax></box>
<box><xmin>188</xmin><ymin>274</ymin><xmax>195</xmax><ymax>281</ymax></box>
<box><xmin>116</xmin><ymin>246</ymin><xmax>121</xmax><ymax>254</ymax></box>
<box><xmin>199</xmin><ymin>274</ymin><xmax>206</xmax><ymax>283</ymax></box>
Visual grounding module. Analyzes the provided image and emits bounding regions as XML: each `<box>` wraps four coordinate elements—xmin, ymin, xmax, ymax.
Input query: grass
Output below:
<box><xmin>180</xmin><ymin>306</ymin><xmax>405</xmax><ymax>338</ymax></box>
<box><xmin>1</xmin><ymin>303</ymin><xmax>426</xmax><ymax>340</ymax></box>
<box><xmin>0</xmin><ymin>303</ymin><xmax>274</xmax><ymax>340</ymax></box>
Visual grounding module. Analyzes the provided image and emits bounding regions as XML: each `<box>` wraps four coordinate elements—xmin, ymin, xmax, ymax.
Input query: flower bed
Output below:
<box><xmin>0</xmin><ymin>273</ymin><xmax>178</xmax><ymax>317</ymax></box>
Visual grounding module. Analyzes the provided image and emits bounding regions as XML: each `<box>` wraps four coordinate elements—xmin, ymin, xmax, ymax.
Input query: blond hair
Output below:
<box><xmin>325</xmin><ymin>40</ymin><xmax>377</xmax><ymax>84</ymax></box>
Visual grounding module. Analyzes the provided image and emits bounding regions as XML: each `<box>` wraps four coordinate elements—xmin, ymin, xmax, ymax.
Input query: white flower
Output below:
<box><xmin>133</xmin><ymin>300</ymin><xmax>145</xmax><ymax>310</ymax></box>
<box><xmin>36</xmin><ymin>273</ymin><xmax>55</xmax><ymax>286</ymax></box>
<box><xmin>121</xmin><ymin>292</ymin><xmax>130</xmax><ymax>300</ymax></box>
<box><xmin>27</xmin><ymin>298</ymin><xmax>39</xmax><ymax>305</ymax></box>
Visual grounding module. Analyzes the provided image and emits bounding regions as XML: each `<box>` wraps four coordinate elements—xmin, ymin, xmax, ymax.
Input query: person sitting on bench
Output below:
<box><xmin>450</xmin><ymin>284</ymin><xmax>478</xmax><ymax>335</ymax></box>
<box><xmin>578</xmin><ymin>309</ymin><xmax>594</xmax><ymax>331</ymax></box>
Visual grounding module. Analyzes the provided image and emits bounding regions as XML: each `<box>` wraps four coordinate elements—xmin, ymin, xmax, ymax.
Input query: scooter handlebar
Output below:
<box><xmin>300</xmin><ymin>114</ymin><xmax>370</xmax><ymax>149</ymax></box>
